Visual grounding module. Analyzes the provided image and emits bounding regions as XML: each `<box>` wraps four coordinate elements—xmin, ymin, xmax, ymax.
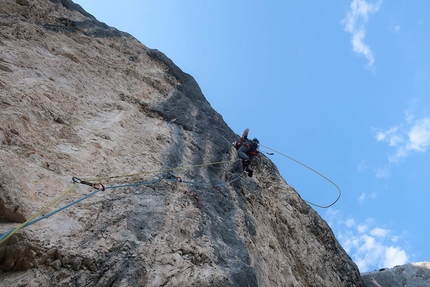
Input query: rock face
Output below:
<box><xmin>361</xmin><ymin>262</ymin><xmax>430</xmax><ymax>287</ymax></box>
<box><xmin>0</xmin><ymin>0</ymin><xmax>364</xmax><ymax>286</ymax></box>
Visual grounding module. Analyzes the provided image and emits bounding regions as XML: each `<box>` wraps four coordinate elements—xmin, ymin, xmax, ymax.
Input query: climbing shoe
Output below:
<box><xmin>242</xmin><ymin>159</ymin><xmax>249</xmax><ymax>170</ymax></box>
<box><xmin>245</xmin><ymin>166</ymin><xmax>253</xmax><ymax>177</ymax></box>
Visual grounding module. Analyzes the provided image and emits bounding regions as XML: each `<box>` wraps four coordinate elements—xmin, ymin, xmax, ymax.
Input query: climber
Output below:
<box><xmin>236</xmin><ymin>130</ymin><xmax>260</xmax><ymax>177</ymax></box>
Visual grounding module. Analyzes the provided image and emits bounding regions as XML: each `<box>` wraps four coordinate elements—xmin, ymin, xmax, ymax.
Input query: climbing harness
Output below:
<box><xmin>0</xmin><ymin>159</ymin><xmax>244</xmax><ymax>245</ymax></box>
<box><xmin>259</xmin><ymin>143</ymin><xmax>342</xmax><ymax>209</ymax></box>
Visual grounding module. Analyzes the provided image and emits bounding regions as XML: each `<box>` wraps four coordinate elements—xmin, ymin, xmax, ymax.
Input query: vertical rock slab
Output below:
<box><xmin>0</xmin><ymin>0</ymin><xmax>364</xmax><ymax>286</ymax></box>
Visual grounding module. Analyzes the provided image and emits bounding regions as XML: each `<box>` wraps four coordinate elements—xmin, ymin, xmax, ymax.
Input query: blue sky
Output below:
<box><xmin>73</xmin><ymin>0</ymin><xmax>430</xmax><ymax>272</ymax></box>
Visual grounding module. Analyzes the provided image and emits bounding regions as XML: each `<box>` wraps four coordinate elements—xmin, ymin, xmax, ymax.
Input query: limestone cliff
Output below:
<box><xmin>361</xmin><ymin>262</ymin><xmax>430</xmax><ymax>287</ymax></box>
<box><xmin>0</xmin><ymin>0</ymin><xmax>364</xmax><ymax>286</ymax></box>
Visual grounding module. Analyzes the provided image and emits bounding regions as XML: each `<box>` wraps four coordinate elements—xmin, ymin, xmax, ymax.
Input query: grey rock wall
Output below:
<box><xmin>362</xmin><ymin>262</ymin><xmax>430</xmax><ymax>287</ymax></box>
<box><xmin>0</xmin><ymin>0</ymin><xmax>364</xmax><ymax>286</ymax></box>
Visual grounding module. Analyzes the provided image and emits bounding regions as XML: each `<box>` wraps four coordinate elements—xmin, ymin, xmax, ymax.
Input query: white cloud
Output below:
<box><xmin>374</xmin><ymin>126</ymin><xmax>403</xmax><ymax>146</ymax></box>
<box><xmin>405</xmin><ymin>110</ymin><xmax>415</xmax><ymax>124</ymax></box>
<box><xmin>358</xmin><ymin>192</ymin><xmax>366</xmax><ymax>204</ymax></box>
<box><xmin>407</xmin><ymin>118</ymin><xmax>430</xmax><ymax>152</ymax></box>
<box><xmin>357</xmin><ymin>160</ymin><xmax>367</xmax><ymax>172</ymax></box>
<box><xmin>358</xmin><ymin>192</ymin><xmax>377</xmax><ymax>204</ymax></box>
<box><xmin>343</xmin><ymin>0</ymin><xmax>381</xmax><ymax>66</ymax></box>
<box><xmin>351</xmin><ymin>28</ymin><xmax>375</xmax><ymax>65</ymax></box>
<box><xmin>327</xmin><ymin>211</ymin><xmax>408</xmax><ymax>272</ymax></box>
<box><xmin>375</xmin><ymin>165</ymin><xmax>391</xmax><ymax>178</ymax></box>
<box><xmin>375</xmin><ymin>116</ymin><xmax>430</xmax><ymax>164</ymax></box>
<box><xmin>357</xmin><ymin>224</ymin><xmax>368</xmax><ymax>233</ymax></box>
<box><xmin>346</xmin><ymin>218</ymin><xmax>355</xmax><ymax>227</ymax></box>
<box><xmin>384</xmin><ymin>246</ymin><xmax>408</xmax><ymax>267</ymax></box>
<box><xmin>370</xmin><ymin>227</ymin><xmax>389</xmax><ymax>237</ymax></box>
<box><xmin>325</xmin><ymin>208</ymin><xmax>340</xmax><ymax>226</ymax></box>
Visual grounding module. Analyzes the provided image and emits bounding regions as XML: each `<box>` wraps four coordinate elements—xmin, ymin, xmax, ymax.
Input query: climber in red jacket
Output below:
<box><xmin>234</xmin><ymin>128</ymin><xmax>260</xmax><ymax>177</ymax></box>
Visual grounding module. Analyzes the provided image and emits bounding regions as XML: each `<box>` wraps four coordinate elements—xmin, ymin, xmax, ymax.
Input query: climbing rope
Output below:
<box><xmin>82</xmin><ymin>159</ymin><xmax>240</xmax><ymax>182</ymax></box>
<box><xmin>259</xmin><ymin>143</ymin><xmax>342</xmax><ymax>208</ymax></box>
<box><xmin>0</xmin><ymin>159</ymin><xmax>244</xmax><ymax>245</ymax></box>
<box><xmin>0</xmin><ymin>143</ymin><xmax>342</xmax><ymax>244</ymax></box>
<box><xmin>224</xmin><ymin>132</ymin><xmax>342</xmax><ymax>208</ymax></box>
<box><xmin>0</xmin><ymin>182</ymin><xmax>80</xmax><ymax>245</ymax></box>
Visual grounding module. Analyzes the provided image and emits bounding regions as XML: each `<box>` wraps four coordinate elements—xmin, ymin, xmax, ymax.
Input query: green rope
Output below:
<box><xmin>259</xmin><ymin>143</ymin><xmax>342</xmax><ymax>208</ymax></box>
<box><xmin>0</xmin><ymin>159</ymin><xmax>243</xmax><ymax>245</ymax></box>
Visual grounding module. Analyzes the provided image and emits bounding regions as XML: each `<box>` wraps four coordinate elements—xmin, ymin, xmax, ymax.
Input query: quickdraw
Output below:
<box><xmin>72</xmin><ymin>177</ymin><xmax>105</xmax><ymax>191</ymax></box>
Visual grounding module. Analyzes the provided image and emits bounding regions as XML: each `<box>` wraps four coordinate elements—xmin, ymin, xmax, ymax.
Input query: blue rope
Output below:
<box><xmin>0</xmin><ymin>172</ymin><xmax>245</xmax><ymax>241</ymax></box>
<box><xmin>0</xmin><ymin>187</ymin><xmax>104</xmax><ymax>242</ymax></box>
